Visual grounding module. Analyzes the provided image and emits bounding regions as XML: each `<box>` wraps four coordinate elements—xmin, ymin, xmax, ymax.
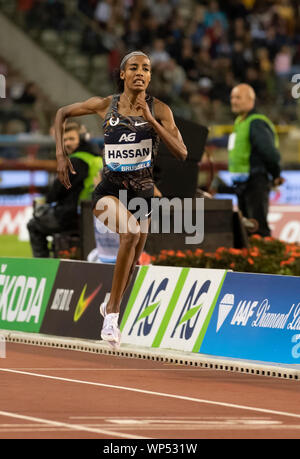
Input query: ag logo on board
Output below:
<box><xmin>128</xmin><ymin>278</ymin><xmax>168</xmax><ymax>337</ymax></box>
<box><xmin>159</xmin><ymin>269</ymin><xmax>226</xmax><ymax>352</ymax></box>
<box><xmin>121</xmin><ymin>266</ymin><xmax>226</xmax><ymax>352</ymax></box>
<box><xmin>170</xmin><ymin>279</ymin><xmax>210</xmax><ymax>340</ymax></box>
<box><xmin>121</xmin><ymin>266</ymin><xmax>183</xmax><ymax>347</ymax></box>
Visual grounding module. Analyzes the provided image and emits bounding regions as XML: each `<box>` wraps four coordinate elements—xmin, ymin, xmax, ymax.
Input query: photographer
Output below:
<box><xmin>27</xmin><ymin>121</ymin><xmax>102</xmax><ymax>257</ymax></box>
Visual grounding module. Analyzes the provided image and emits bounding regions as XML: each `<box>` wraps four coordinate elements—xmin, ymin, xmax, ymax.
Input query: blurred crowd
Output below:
<box><xmin>4</xmin><ymin>0</ymin><xmax>300</xmax><ymax>132</ymax></box>
<box><xmin>0</xmin><ymin>57</ymin><xmax>56</xmax><ymax>137</ymax></box>
<box><xmin>79</xmin><ymin>0</ymin><xmax>300</xmax><ymax>124</ymax></box>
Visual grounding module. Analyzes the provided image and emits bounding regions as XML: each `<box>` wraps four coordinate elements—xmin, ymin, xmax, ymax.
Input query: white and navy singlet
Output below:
<box><xmin>92</xmin><ymin>94</ymin><xmax>160</xmax><ymax>217</ymax></box>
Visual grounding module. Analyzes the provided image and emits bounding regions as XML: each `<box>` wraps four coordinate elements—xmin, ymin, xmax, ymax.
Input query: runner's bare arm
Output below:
<box><xmin>54</xmin><ymin>96</ymin><xmax>111</xmax><ymax>189</ymax></box>
<box><xmin>135</xmin><ymin>96</ymin><xmax>187</xmax><ymax>161</ymax></box>
<box><xmin>154</xmin><ymin>100</ymin><xmax>187</xmax><ymax>160</ymax></box>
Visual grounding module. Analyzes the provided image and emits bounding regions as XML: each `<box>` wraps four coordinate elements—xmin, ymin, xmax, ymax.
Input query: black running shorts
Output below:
<box><xmin>92</xmin><ymin>179</ymin><xmax>153</xmax><ymax>222</ymax></box>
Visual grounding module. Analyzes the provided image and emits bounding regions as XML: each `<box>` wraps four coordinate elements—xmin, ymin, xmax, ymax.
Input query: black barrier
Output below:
<box><xmin>154</xmin><ymin>119</ymin><xmax>208</xmax><ymax>199</ymax></box>
<box><xmin>81</xmin><ymin>198</ymin><xmax>237</xmax><ymax>258</ymax></box>
<box><xmin>40</xmin><ymin>260</ymin><xmax>138</xmax><ymax>340</ymax></box>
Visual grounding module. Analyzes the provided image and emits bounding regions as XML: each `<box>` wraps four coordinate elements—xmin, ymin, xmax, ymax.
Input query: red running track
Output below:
<box><xmin>0</xmin><ymin>342</ymin><xmax>299</xmax><ymax>439</ymax></box>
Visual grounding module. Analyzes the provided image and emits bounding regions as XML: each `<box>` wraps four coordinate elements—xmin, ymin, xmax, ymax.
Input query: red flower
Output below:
<box><xmin>250</xmin><ymin>247</ymin><xmax>260</xmax><ymax>257</ymax></box>
<box><xmin>229</xmin><ymin>248</ymin><xmax>242</xmax><ymax>255</ymax></box>
<box><xmin>216</xmin><ymin>246</ymin><xmax>227</xmax><ymax>253</ymax></box>
<box><xmin>251</xmin><ymin>234</ymin><xmax>262</xmax><ymax>240</ymax></box>
<box><xmin>139</xmin><ymin>252</ymin><xmax>151</xmax><ymax>265</ymax></box>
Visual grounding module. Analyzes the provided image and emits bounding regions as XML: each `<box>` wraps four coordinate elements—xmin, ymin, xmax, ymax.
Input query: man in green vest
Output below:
<box><xmin>228</xmin><ymin>83</ymin><xmax>284</xmax><ymax>237</ymax></box>
<box><xmin>27</xmin><ymin>121</ymin><xmax>103</xmax><ymax>257</ymax></box>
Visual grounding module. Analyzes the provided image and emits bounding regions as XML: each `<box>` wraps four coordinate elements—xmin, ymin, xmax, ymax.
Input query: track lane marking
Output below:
<box><xmin>3</xmin><ymin>367</ymin><xmax>207</xmax><ymax>371</ymax></box>
<box><xmin>1</xmin><ymin>368</ymin><xmax>300</xmax><ymax>420</ymax></box>
<box><xmin>0</xmin><ymin>410</ymin><xmax>150</xmax><ymax>439</ymax></box>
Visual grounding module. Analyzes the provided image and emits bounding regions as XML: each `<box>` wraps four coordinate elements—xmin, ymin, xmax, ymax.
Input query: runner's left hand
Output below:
<box><xmin>135</xmin><ymin>94</ymin><xmax>155</xmax><ymax>123</ymax></box>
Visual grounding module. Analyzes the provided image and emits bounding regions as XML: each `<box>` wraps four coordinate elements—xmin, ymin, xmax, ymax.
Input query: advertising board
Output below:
<box><xmin>199</xmin><ymin>272</ymin><xmax>300</xmax><ymax>364</ymax></box>
<box><xmin>0</xmin><ymin>257</ymin><xmax>59</xmax><ymax>332</ymax></box>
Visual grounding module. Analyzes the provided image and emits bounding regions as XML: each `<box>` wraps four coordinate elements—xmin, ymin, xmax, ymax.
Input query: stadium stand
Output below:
<box><xmin>0</xmin><ymin>0</ymin><xmax>299</xmax><ymax>132</ymax></box>
<box><xmin>0</xmin><ymin>56</ymin><xmax>56</xmax><ymax>139</ymax></box>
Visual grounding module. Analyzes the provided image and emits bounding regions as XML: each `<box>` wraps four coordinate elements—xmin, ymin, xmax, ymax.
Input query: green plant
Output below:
<box><xmin>150</xmin><ymin>236</ymin><xmax>300</xmax><ymax>276</ymax></box>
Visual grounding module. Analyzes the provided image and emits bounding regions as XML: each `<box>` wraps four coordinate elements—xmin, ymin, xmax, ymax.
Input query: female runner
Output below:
<box><xmin>55</xmin><ymin>51</ymin><xmax>187</xmax><ymax>348</ymax></box>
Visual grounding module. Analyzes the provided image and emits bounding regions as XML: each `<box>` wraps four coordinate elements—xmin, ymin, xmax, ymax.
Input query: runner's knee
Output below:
<box><xmin>119</xmin><ymin>230</ymin><xmax>141</xmax><ymax>248</ymax></box>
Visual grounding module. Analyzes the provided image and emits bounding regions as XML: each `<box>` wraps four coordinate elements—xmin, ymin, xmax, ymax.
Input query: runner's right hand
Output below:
<box><xmin>56</xmin><ymin>154</ymin><xmax>76</xmax><ymax>189</ymax></box>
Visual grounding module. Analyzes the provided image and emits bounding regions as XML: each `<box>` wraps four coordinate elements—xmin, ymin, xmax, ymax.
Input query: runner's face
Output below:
<box><xmin>120</xmin><ymin>56</ymin><xmax>151</xmax><ymax>92</ymax></box>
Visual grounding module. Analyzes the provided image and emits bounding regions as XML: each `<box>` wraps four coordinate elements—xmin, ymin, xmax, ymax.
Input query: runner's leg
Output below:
<box><xmin>94</xmin><ymin>195</ymin><xmax>141</xmax><ymax>314</ymax></box>
<box><xmin>119</xmin><ymin>222</ymin><xmax>150</xmax><ymax>300</ymax></box>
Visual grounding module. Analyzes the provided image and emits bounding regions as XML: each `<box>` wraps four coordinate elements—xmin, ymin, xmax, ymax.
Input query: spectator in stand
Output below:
<box><xmin>204</xmin><ymin>0</ymin><xmax>228</xmax><ymax>30</ymax></box>
<box><xmin>149</xmin><ymin>0</ymin><xmax>173</xmax><ymax>25</ymax></box>
<box><xmin>149</xmin><ymin>38</ymin><xmax>170</xmax><ymax>67</ymax></box>
<box><xmin>232</xmin><ymin>40</ymin><xmax>247</xmax><ymax>80</ymax></box>
<box><xmin>274</xmin><ymin>45</ymin><xmax>293</xmax><ymax>98</ymax></box>
<box><xmin>94</xmin><ymin>0</ymin><xmax>113</xmax><ymax>28</ymax></box>
<box><xmin>245</xmin><ymin>67</ymin><xmax>267</xmax><ymax>100</ymax></box>
<box><xmin>264</xmin><ymin>26</ymin><xmax>280</xmax><ymax>59</ymax></box>
<box><xmin>124</xmin><ymin>17</ymin><xmax>143</xmax><ymax>51</ymax></box>
<box><xmin>178</xmin><ymin>38</ymin><xmax>198</xmax><ymax>82</ymax></box>
<box><xmin>189</xmin><ymin>4</ymin><xmax>206</xmax><ymax>47</ymax></box>
<box><xmin>274</xmin><ymin>45</ymin><xmax>292</xmax><ymax>78</ymax></box>
<box><xmin>139</xmin><ymin>13</ymin><xmax>159</xmax><ymax>48</ymax></box>
<box><xmin>162</xmin><ymin>58</ymin><xmax>186</xmax><ymax>96</ymax></box>
<box><xmin>273</xmin><ymin>0</ymin><xmax>295</xmax><ymax>35</ymax></box>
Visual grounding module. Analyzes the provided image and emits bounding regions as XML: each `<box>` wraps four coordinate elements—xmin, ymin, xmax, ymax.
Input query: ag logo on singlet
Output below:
<box><xmin>119</xmin><ymin>133</ymin><xmax>136</xmax><ymax>142</ymax></box>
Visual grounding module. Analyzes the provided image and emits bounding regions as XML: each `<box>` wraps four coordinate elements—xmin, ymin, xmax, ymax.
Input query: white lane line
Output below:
<box><xmin>1</xmin><ymin>368</ymin><xmax>300</xmax><ymax>421</ymax></box>
<box><xmin>1</xmin><ymin>425</ymin><xmax>300</xmax><ymax>434</ymax></box>
<box><xmin>5</xmin><ymin>368</ymin><xmax>203</xmax><ymax>371</ymax></box>
<box><xmin>0</xmin><ymin>410</ymin><xmax>149</xmax><ymax>440</ymax></box>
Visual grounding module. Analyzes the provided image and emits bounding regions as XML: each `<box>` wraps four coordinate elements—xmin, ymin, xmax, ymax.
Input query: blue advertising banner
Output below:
<box><xmin>199</xmin><ymin>272</ymin><xmax>300</xmax><ymax>364</ymax></box>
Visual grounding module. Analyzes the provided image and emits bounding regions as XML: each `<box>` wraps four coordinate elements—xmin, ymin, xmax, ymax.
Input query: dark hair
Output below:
<box><xmin>64</xmin><ymin>121</ymin><xmax>81</xmax><ymax>133</ymax></box>
<box><xmin>113</xmin><ymin>68</ymin><xmax>124</xmax><ymax>92</ymax></box>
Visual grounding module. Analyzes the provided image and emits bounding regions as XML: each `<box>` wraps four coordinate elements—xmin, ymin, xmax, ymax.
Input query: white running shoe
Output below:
<box><xmin>101</xmin><ymin>313</ymin><xmax>121</xmax><ymax>349</ymax></box>
<box><xmin>100</xmin><ymin>292</ymin><xmax>111</xmax><ymax>318</ymax></box>
<box><xmin>99</xmin><ymin>294</ymin><xmax>121</xmax><ymax>348</ymax></box>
